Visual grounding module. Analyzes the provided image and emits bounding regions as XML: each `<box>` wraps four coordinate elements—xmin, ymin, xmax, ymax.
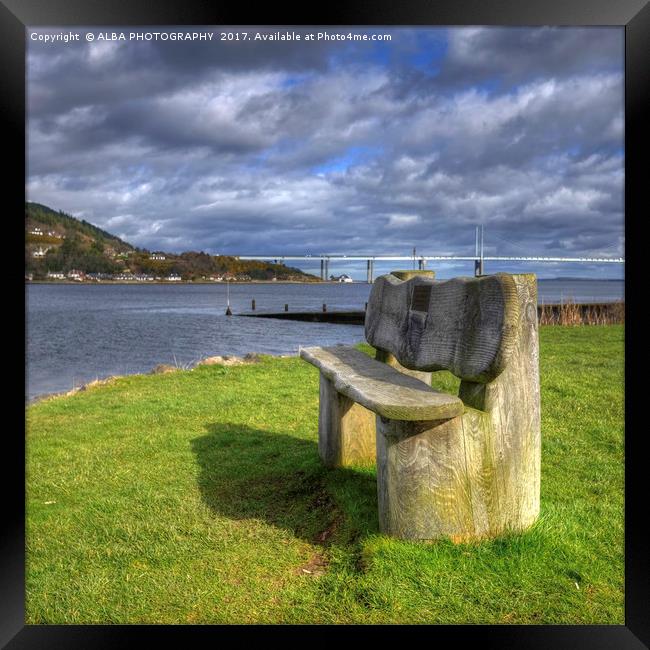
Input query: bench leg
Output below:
<box><xmin>376</xmin><ymin>415</ymin><xmax>475</xmax><ymax>540</ymax></box>
<box><xmin>376</xmin><ymin>408</ymin><xmax>538</xmax><ymax>541</ymax></box>
<box><xmin>318</xmin><ymin>374</ymin><xmax>376</xmax><ymax>468</ymax></box>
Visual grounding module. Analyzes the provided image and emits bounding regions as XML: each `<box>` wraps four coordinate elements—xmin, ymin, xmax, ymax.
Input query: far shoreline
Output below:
<box><xmin>25</xmin><ymin>279</ymin><xmax>336</xmax><ymax>285</ymax></box>
<box><xmin>25</xmin><ymin>278</ymin><xmax>623</xmax><ymax>286</ymax></box>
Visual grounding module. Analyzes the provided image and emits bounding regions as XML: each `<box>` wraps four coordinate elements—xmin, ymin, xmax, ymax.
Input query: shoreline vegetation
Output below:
<box><xmin>28</xmin><ymin>352</ymin><xmax>279</xmax><ymax>404</ymax></box>
<box><xmin>25</xmin><ymin>326</ymin><xmax>624</xmax><ymax>624</ymax></box>
<box><xmin>538</xmin><ymin>300</ymin><xmax>624</xmax><ymax>325</ymax></box>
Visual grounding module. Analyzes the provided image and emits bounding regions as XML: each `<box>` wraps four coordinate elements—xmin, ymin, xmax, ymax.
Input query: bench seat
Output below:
<box><xmin>300</xmin><ymin>345</ymin><xmax>464</xmax><ymax>421</ymax></box>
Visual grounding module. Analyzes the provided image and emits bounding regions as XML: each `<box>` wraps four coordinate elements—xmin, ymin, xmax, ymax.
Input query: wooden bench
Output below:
<box><xmin>300</xmin><ymin>271</ymin><xmax>540</xmax><ymax>542</ymax></box>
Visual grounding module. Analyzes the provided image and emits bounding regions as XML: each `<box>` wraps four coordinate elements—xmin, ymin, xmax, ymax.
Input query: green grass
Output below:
<box><xmin>26</xmin><ymin>325</ymin><xmax>624</xmax><ymax>624</ymax></box>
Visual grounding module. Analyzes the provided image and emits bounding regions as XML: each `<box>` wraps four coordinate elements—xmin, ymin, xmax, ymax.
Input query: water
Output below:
<box><xmin>536</xmin><ymin>279</ymin><xmax>624</xmax><ymax>305</ymax></box>
<box><xmin>26</xmin><ymin>279</ymin><xmax>623</xmax><ymax>401</ymax></box>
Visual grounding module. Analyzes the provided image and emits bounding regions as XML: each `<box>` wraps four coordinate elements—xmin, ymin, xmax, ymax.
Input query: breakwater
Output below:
<box><xmin>240</xmin><ymin>310</ymin><xmax>366</xmax><ymax>324</ymax></box>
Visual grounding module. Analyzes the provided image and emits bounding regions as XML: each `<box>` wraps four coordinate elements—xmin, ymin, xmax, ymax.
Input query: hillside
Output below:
<box><xmin>25</xmin><ymin>202</ymin><xmax>318</xmax><ymax>282</ymax></box>
<box><xmin>26</xmin><ymin>202</ymin><xmax>135</xmax><ymax>252</ymax></box>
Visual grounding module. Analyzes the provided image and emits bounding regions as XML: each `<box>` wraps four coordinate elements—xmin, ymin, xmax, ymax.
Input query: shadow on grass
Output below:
<box><xmin>191</xmin><ymin>422</ymin><xmax>379</xmax><ymax>547</ymax></box>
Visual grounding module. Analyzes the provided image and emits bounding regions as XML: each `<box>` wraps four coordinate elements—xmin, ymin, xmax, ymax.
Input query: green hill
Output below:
<box><xmin>26</xmin><ymin>202</ymin><xmax>135</xmax><ymax>252</ymax></box>
<box><xmin>25</xmin><ymin>202</ymin><xmax>318</xmax><ymax>282</ymax></box>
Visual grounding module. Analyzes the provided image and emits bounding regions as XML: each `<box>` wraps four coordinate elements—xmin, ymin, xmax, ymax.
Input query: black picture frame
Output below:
<box><xmin>5</xmin><ymin>0</ymin><xmax>647</xmax><ymax>646</ymax></box>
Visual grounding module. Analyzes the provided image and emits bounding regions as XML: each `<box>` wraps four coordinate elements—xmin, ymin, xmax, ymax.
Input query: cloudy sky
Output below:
<box><xmin>27</xmin><ymin>26</ymin><xmax>624</xmax><ymax>278</ymax></box>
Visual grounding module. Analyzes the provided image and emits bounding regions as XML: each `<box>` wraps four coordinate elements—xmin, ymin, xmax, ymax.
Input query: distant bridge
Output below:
<box><xmin>239</xmin><ymin>226</ymin><xmax>624</xmax><ymax>282</ymax></box>
<box><xmin>238</xmin><ymin>254</ymin><xmax>625</xmax><ymax>282</ymax></box>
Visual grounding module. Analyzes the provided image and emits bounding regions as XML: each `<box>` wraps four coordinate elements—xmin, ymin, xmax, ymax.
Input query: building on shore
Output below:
<box><xmin>86</xmin><ymin>273</ymin><xmax>114</xmax><ymax>282</ymax></box>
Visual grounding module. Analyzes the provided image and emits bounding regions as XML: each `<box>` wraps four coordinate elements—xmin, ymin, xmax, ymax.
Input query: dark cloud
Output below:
<box><xmin>438</xmin><ymin>27</ymin><xmax>623</xmax><ymax>88</ymax></box>
<box><xmin>27</xmin><ymin>26</ymin><xmax>624</xmax><ymax>278</ymax></box>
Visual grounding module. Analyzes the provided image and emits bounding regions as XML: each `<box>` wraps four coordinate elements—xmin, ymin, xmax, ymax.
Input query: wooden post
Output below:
<box><xmin>318</xmin><ymin>375</ymin><xmax>376</xmax><ymax>467</ymax></box>
<box><xmin>457</xmin><ymin>274</ymin><xmax>540</xmax><ymax>536</ymax></box>
<box><xmin>322</xmin><ymin>303</ymin><xmax>327</xmax><ymax>312</ymax></box>
<box><xmin>285</xmin><ymin>303</ymin><xmax>288</xmax><ymax>312</ymax></box>
<box><xmin>251</xmin><ymin>299</ymin><xmax>256</xmax><ymax>311</ymax></box>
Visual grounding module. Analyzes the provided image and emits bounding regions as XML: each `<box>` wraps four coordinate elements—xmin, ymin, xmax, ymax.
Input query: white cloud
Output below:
<box><xmin>386</xmin><ymin>214</ymin><xmax>421</xmax><ymax>228</ymax></box>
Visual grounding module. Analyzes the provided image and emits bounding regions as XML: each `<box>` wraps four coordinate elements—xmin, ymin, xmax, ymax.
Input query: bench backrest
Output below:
<box><xmin>365</xmin><ymin>272</ymin><xmax>537</xmax><ymax>383</ymax></box>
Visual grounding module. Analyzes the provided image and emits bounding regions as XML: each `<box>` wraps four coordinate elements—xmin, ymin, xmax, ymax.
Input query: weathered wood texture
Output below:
<box><xmin>390</xmin><ymin>269</ymin><xmax>436</xmax><ymax>281</ymax></box>
<box><xmin>318</xmin><ymin>375</ymin><xmax>376</xmax><ymax>468</ymax></box>
<box><xmin>301</xmin><ymin>346</ymin><xmax>463</xmax><ymax>421</ymax></box>
<box><xmin>374</xmin><ymin>349</ymin><xmax>432</xmax><ymax>386</ymax></box>
<box><xmin>377</xmin><ymin>409</ymin><xmax>489</xmax><ymax>541</ymax></box>
<box><xmin>375</xmin><ymin>270</ymin><xmax>435</xmax><ymax>385</ymax></box>
<box><xmin>458</xmin><ymin>273</ymin><xmax>541</xmax><ymax>534</ymax></box>
<box><xmin>365</xmin><ymin>273</ymin><xmax>521</xmax><ymax>382</ymax></box>
<box><xmin>375</xmin><ymin>274</ymin><xmax>541</xmax><ymax>540</ymax></box>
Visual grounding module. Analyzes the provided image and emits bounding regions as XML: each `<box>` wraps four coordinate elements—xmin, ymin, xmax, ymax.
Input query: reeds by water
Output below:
<box><xmin>538</xmin><ymin>299</ymin><xmax>624</xmax><ymax>326</ymax></box>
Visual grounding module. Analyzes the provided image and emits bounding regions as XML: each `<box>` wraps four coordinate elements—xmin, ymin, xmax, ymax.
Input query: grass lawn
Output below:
<box><xmin>25</xmin><ymin>325</ymin><xmax>624</xmax><ymax>624</ymax></box>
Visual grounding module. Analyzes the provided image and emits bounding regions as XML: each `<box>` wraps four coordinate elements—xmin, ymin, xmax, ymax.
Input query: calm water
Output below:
<box><xmin>26</xmin><ymin>279</ymin><xmax>624</xmax><ymax>401</ymax></box>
